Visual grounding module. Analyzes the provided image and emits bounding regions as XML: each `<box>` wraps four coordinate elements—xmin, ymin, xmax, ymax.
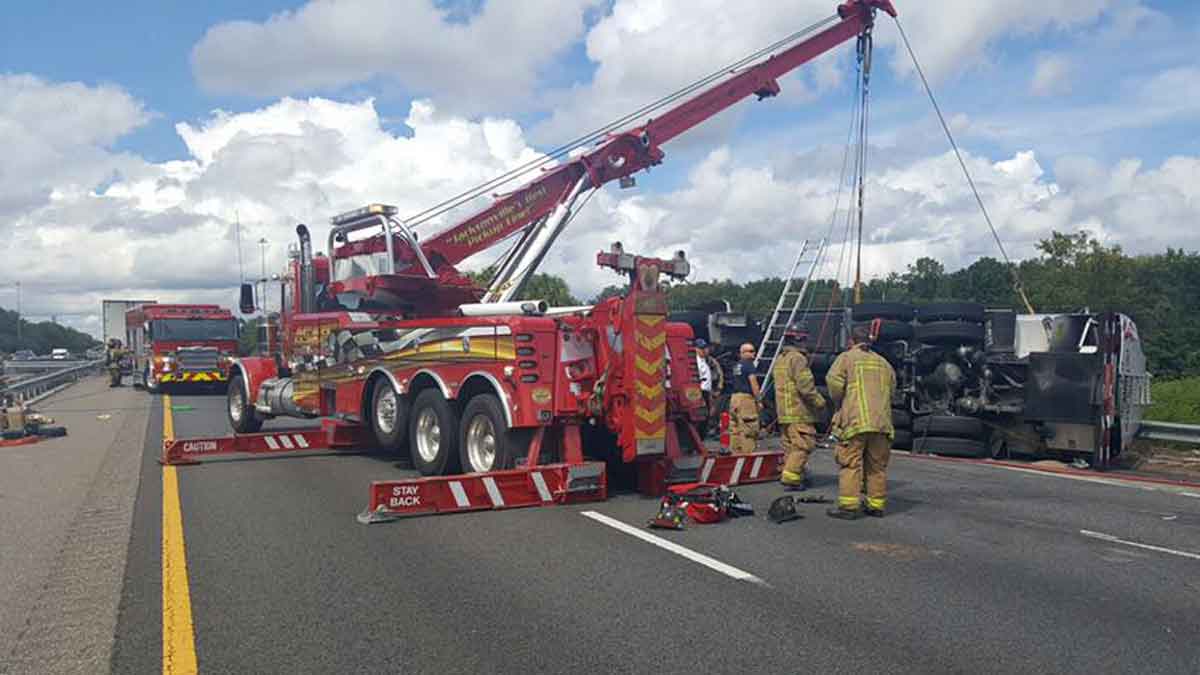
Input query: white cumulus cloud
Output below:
<box><xmin>190</xmin><ymin>0</ymin><xmax>600</xmax><ymax>113</ymax></box>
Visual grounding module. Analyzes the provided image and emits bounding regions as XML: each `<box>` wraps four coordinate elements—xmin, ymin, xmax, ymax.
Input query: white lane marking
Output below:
<box><xmin>531</xmin><ymin>472</ymin><xmax>553</xmax><ymax>503</ymax></box>
<box><xmin>263</xmin><ymin>435</ymin><xmax>279</xmax><ymax>450</ymax></box>
<box><xmin>1182</xmin><ymin>492</ymin><xmax>1200</xmax><ymax>499</ymax></box>
<box><xmin>750</xmin><ymin>456</ymin><xmax>763</xmax><ymax>479</ymax></box>
<box><xmin>448</xmin><ymin>481</ymin><xmax>470</xmax><ymax>508</ymax></box>
<box><xmin>294</xmin><ymin>434</ymin><xmax>310</xmax><ymax>449</ymax></box>
<box><xmin>581</xmin><ymin>511</ymin><xmax>766</xmax><ymax>586</ymax></box>
<box><xmin>1080</xmin><ymin>530</ymin><xmax>1200</xmax><ymax>561</ymax></box>
<box><xmin>729</xmin><ymin>457</ymin><xmax>745</xmax><ymax>485</ymax></box>
<box><xmin>699</xmin><ymin>458</ymin><xmax>714</xmax><ymax>483</ymax></box>
<box><xmin>482</xmin><ymin>476</ymin><xmax>505</xmax><ymax>507</ymax></box>
<box><xmin>279</xmin><ymin>434</ymin><xmax>295</xmax><ymax>449</ymax></box>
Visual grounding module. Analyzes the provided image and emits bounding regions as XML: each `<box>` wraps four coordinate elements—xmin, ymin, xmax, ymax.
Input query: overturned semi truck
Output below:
<box><xmin>699</xmin><ymin>301</ymin><xmax>1151</xmax><ymax>468</ymax></box>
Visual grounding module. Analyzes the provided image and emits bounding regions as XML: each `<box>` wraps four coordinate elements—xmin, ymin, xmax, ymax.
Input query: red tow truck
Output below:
<box><xmin>126</xmin><ymin>304</ymin><xmax>239</xmax><ymax>393</ymax></box>
<box><xmin>163</xmin><ymin>1</ymin><xmax>898</xmax><ymax>517</ymax></box>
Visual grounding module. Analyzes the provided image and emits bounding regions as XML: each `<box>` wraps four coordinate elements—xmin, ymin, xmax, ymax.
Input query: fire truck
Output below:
<box><xmin>126</xmin><ymin>304</ymin><xmax>240</xmax><ymax>393</ymax></box>
<box><xmin>202</xmin><ymin>1</ymin><xmax>898</xmax><ymax>503</ymax></box>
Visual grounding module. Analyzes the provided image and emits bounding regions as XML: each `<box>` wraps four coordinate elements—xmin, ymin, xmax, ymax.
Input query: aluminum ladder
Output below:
<box><xmin>754</xmin><ymin>238</ymin><xmax>827</xmax><ymax>394</ymax></box>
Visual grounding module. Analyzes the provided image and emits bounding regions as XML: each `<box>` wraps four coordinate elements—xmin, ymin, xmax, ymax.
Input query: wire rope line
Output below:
<box><xmin>401</xmin><ymin>15</ymin><xmax>840</xmax><ymax>231</ymax></box>
<box><xmin>893</xmin><ymin>17</ymin><xmax>1036</xmax><ymax>314</ymax></box>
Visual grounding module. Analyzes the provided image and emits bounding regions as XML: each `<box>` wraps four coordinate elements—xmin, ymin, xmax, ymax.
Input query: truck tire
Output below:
<box><xmin>852</xmin><ymin>302</ymin><xmax>915</xmax><ymax>322</ymax></box>
<box><xmin>808</xmin><ymin>352</ymin><xmax>835</xmax><ymax>375</ymax></box>
<box><xmin>915</xmin><ymin>321</ymin><xmax>985</xmax><ymax>345</ymax></box>
<box><xmin>409</xmin><ymin>389</ymin><xmax>462</xmax><ymax>476</ymax></box>
<box><xmin>915</xmin><ymin>302</ymin><xmax>985</xmax><ymax>324</ymax></box>
<box><xmin>369</xmin><ymin>378</ymin><xmax>408</xmax><ymax>455</ymax></box>
<box><xmin>912</xmin><ymin>436</ymin><xmax>988</xmax><ymax>458</ymax></box>
<box><xmin>459</xmin><ymin>394</ymin><xmax>531</xmax><ymax>474</ymax></box>
<box><xmin>913</xmin><ymin>414</ymin><xmax>984</xmax><ymax>439</ymax></box>
<box><xmin>892</xmin><ymin>408</ymin><xmax>912</xmax><ymax>429</ymax></box>
<box><xmin>893</xmin><ymin>429</ymin><xmax>913</xmax><ymax>450</ymax></box>
<box><xmin>854</xmin><ymin>320</ymin><xmax>913</xmax><ymax>343</ymax></box>
<box><xmin>227</xmin><ymin>373</ymin><xmax>263</xmax><ymax>433</ymax></box>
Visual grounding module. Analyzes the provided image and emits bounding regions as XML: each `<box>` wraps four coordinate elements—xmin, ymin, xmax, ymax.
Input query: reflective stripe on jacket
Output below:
<box><xmin>826</xmin><ymin>345</ymin><xmax>896</xmax><ymax>440</ymax></box>
<box><xmin>772</xmin><ymin>347</ymin><xmax>824</xmax><ymax>424</ymax></box>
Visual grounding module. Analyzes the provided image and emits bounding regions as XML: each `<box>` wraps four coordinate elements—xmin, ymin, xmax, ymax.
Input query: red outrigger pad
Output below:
<box><xmin>358</xmin><ymin>462</ymin><xmax>607</xmax><ymax>523</ymax></box>
<box><xmin>160</xmin><ymin>420</ymin><xmax>366</xmax><ymax>465</ymax></box>
<box><xmin>697</xmin><ymin>451</ymin><xmax>783</xmax><ymax>486</ymax></box>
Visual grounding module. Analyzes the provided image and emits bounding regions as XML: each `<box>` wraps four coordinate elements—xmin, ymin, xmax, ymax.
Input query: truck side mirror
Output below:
<box><xmin>239</xmin><ymin>283</ymin><xmax>256</xmax><ymax>314</ymax></box>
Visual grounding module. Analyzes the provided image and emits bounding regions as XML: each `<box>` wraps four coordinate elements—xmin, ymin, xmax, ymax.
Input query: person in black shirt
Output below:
<box><xmin>728</xmin><ymin>342</ymin><xmax>761</xmax><ymax>453</ymax></box>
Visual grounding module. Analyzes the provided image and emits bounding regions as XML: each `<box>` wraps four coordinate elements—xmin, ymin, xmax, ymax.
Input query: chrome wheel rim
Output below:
<box><xmin>465</xmin><ymin>414</ymin><xmax>497</xmax><ymax>472</ymax></box>
<box><xmin>375</xmin><ymin>387</ymin><xmax>397</xmax><ymax>435</ymax></box>
<box><xmin>415</xmin><ymin>408</ymin><xmax>441</xmax><ymax>463</ymax></box>
<box><xmin>229</xmin><ymin>386</ymin><xmax>243</xmax><ymax>422</ymax></box>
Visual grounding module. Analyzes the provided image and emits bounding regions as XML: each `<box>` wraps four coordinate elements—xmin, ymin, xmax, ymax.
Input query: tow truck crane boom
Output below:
<box><xmin>328</xmin><ymin>0</ymin><xmax>896</xmax><ymax>314</ymax></box>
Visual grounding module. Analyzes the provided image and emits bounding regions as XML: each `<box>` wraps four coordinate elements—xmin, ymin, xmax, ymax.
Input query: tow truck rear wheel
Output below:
<box><xmin>227</xmin><ymin>373</ymin><xmax>262</xmax><ymax>433</ymax></box>
<box><xmin>459</xmin><ymin>394</ymin><xmax>527</xmax><ymax>474</ymax></box>
<box><xmin>409</xmin><ymin>389</ymin><xmax>462</xmax><ymax>476</ymax></box>
<box><xmin>369</xmin><ymin>378</ymin><xmax>408</xmax><ymax>455</ymax></box>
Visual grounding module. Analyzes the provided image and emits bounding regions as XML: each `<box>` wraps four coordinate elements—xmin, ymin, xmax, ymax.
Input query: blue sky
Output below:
<box><xmin>2</xmin><ymin>0</ymin><xmax>1193</xmax><ymax>168</ymax></box>
<box><xmin>2</xmin><ymin>0</ymin><xmax>1199</xmax><ymax>334</ymax></box>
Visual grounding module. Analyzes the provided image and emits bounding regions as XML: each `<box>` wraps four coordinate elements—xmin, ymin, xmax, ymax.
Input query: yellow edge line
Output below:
<box><xmin>162</xmin><ymin>394</ymin><xmax>198</xmax><ymax>674</ymax></box>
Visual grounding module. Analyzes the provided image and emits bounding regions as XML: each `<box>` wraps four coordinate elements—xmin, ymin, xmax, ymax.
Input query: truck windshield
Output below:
<box><xmin>151</xmin><ymin>319</ymin><xmax>236</xmax><ymax>341</ymax></box>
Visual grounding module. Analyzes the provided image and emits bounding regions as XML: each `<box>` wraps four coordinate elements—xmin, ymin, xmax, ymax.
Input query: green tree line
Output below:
<box><xmin>589</xmin><ymin>230</ymin><xmax>1199</xmax><ymax>379</ymax></box>
<box><xmin>0</xmin><ymin>308</ymin><xmax>99</xmax><ymax>355</ymax></box>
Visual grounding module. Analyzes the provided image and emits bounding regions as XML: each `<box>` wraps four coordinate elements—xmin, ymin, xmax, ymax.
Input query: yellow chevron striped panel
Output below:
<box><xmin>636</xmin><ymin>332</ymin><xmax>666</xmax><ymax>351</ymax></box>
<box><xmin>635</xmin><ymin>380</ymin><xmax>663</xmax><ymax>399</ymax></box>
<box><xmin>634</xmin><ymin>354</ymin><xmax>662</xmax><ymax>376</ymax></box>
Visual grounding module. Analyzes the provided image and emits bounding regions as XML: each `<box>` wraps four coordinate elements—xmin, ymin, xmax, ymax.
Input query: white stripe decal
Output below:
<box><xmin>750</xmin><ymin>456</ymin><xmax>763</xmax><ymax>479</ymax></box>
<box><xmin>279</xmin><ymin>435</ymin><xmax>295</xmax><ymax>449</ymax></box>
<box><xmin>294</xmin><ymin>434</ymin><xmax>309</xmax><ymax>449</ymax></box>
<box><xmin>531</xmin><ymin>472</ymin><xmax>553</xmax><ymax>502</ymax></box>
<box><xmin>483</xmin><ymin>477</ymin><xmax>505</xmax><ymax>507</ymax></box>
<box><xmin>263</xmin><ymin>436</ymin><xmax>280</xmax><ymax>450</ymax></box>
<box><xmin>700</xmin><ymin>458</ymin><xmax>714</xmax><ymax>483</ymax></box>
<box><xmin>729</xmin><ymin>457</ymin><xmax>745</xmax><ymax>485</ymax></box>
<box><xmin>582</xmin><ymin>511</ymin><xmax>766</xmax><ymax>586</ymax></box>
<box><xmin>449</xmin><ymin>481</ymin><xmax>470</xmax><ymax>508</ymax></box>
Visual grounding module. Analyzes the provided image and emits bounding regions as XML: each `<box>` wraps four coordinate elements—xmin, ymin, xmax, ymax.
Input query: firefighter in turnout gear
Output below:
<box><xmin>772</xmin><ymin>329</ymin><xmax>826</xmax><ymax>489</ymax></box>
<box><xmin>728</xmin><ymin>342</ymin><xmax>761</xmax><ymax>454</ymax></box>
<box><xmin>106</xmin><ymin>339</ymin><xmax>128</xmax><ymax>388</ymax></box>
<box><xmin>825</xmin><ymin>323</ymin><xmax>896</xmax><ymax>519</ymax></box>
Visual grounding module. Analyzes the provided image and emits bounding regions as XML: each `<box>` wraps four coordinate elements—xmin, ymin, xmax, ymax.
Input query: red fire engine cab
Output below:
<box><xmin>126</xmin><ymin>304</ymin><xmax>239</xmax><ymax>393</ymax></box>
<box><xmin>225</xmin><ymin>1</ymin><xmax>897</xmax><ymax>492</ymax></box>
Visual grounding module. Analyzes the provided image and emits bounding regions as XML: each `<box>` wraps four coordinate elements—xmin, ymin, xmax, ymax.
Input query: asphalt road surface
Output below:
<box><xmin>55</xmin><ymin>387</ymin><xmax>1200</xmax><ymax>673</ymax></box>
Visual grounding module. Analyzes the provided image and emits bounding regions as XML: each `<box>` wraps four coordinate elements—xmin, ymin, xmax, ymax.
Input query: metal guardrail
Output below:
<box><xmin>1138</xmin><ymin>420</ymin><xmax>1200</xmax><ymax>445</ymax></box>
<box><xmin>0</xmin><ymin>360</ymin><xmax>103</xmax><ymax>404</ymax></box>
<box><xmin>2</xmin><ymin>359</ymin><xmax>93</xmax><ymax>376</ymax></box>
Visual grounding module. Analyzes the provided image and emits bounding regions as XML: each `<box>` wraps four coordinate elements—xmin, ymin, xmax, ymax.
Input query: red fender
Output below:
<box><xmin>231</xmin><ymin>356</ymin><xmax>278</xmax><ymax>404</ymax></box>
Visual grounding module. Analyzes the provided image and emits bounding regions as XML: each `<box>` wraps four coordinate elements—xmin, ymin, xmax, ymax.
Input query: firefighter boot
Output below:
<box><xmin>826</xmin><ymin>507</ymin><xmax>864</xmax><ymax>521</ymax></box>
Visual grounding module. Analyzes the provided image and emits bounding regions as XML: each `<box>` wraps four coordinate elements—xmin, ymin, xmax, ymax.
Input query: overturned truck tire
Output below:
<box><xmin>854</xmin><ymin>320</ymin><xmax>913</xmax><ymax>343</ymax></box>
<box><xmin>852</xmin><ymin>302</ymin><xmax>915</xmax><ymax>322</ymax></box>
<box><xmin>913</xmin><ymin>436</ymin><xmax>988</xmax><ymax>458</ymax></box>
<box><xmin>915</xmin><ymin>302</ymin><xmax>986</xmax><ymax>324</ymax></box>
<box><xmin>913</xmin><ymin>415</ymin><xmax>984</xmax><ymax>439</ymax></box>
<box><xmin>915</xmin><ymin>321</ymin><xmax>986</xmax><ymax>346</ymax></box>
